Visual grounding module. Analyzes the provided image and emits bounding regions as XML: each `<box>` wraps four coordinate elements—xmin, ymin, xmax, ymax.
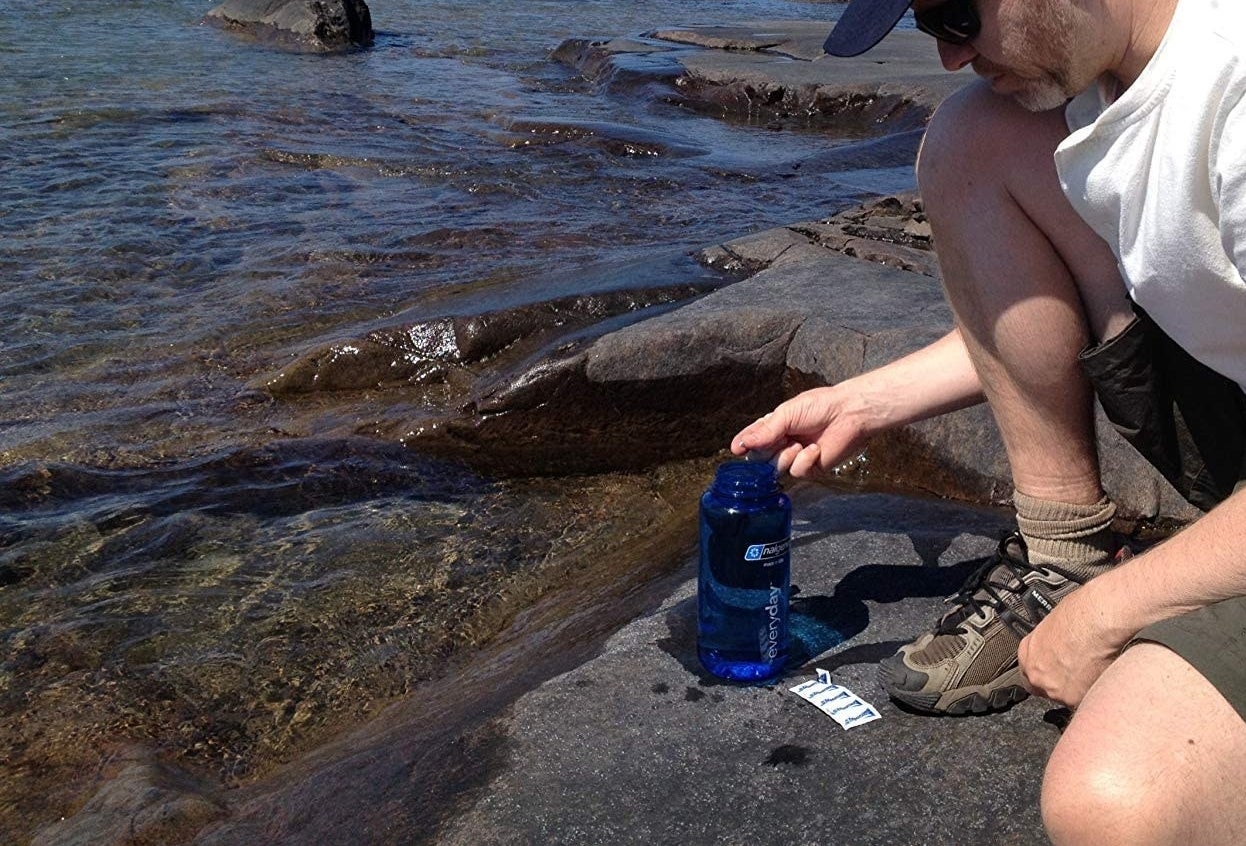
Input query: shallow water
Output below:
<box><xmin>1</xmin><ymin>0</ymin><xmax>920</xmax><ymax>836</ymax></box>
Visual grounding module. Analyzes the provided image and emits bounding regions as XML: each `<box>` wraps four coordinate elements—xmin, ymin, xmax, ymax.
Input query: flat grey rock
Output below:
<box><xmin>677</xmin><ymin>32</ymin><xmax>967</xmax><ymax>111</ymax></box>
<box><xmin>649</xmin><ymin>25</ymin><xmax>788</xmax><ymax>53</ymax></box>
<box><xmin>554</xmin><ymin>27</ymin><xmax>969</xmax><ymax>131</ymax></box>
<box><xmin>435</xmin><ymin>491</ymin><xmax>1056</xmax><ymax>846</ymax></box>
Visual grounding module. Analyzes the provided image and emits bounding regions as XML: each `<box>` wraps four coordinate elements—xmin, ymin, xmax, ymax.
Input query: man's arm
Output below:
<box><xmin>838</xmin><ymin>325</ymin><xmax>988</xmax><ymax>429</ymax></box>
<box><xmin>1021</xmin><ymin>90</ymin><xmax>1246</xmax><ymax>706</ymax></box>
<box><xmin>1086</xmin><ymin>86</ymin><xmax>1246</xmax><ymax>657</ymax></box>
<box><xmin>1093</xmin><ymin>492</ymin><xmax>1246</xmax><ymax>633</ymax></box>
<box><xmin>731</xmin><ymin>326</ymin><xmax>986</xmax><ymax>477</ymax></box>
<box><xmin>1020</xmin><ymin>490</ymin><xmax>1246</xmax><ymax>706</ymax></box>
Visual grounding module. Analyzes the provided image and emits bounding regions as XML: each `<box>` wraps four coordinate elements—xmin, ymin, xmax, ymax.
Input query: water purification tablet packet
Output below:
<box><xmin>788</xmin><ymin>668</ymin><xmax>881</xmax><ymax>729</ymax></box>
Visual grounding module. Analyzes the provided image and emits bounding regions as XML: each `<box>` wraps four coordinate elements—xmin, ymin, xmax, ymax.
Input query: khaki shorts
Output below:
<box><xmin>1080</xmin><ymin>308</ymin><xmax>1246</xmax><ymax>720</ymax></box>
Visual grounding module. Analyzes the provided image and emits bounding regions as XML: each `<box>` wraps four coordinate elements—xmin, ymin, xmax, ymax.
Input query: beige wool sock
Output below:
<box><xmin>1012</xmin><ymin>490</ymin><xmax>1119</xmax><ymax>580</ymax></box>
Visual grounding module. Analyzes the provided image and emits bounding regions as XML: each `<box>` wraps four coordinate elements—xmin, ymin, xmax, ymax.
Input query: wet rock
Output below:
<box><xmin>255</xmin><ymin>283</ymin><xmax>721</xmax><ymax>397</ymax></box>
<box><xmin>204</xmin><ymin>0</ymin><xmax>373</xmax><ymax>53</ymax></box>
<box><xmin>549</xmin><ymin>37</ymin><xmax>685</xmax><ymax>97</ymax></box>
<box><xmin>32</xmin><ymin>746</ymin><xmax>225</xmax><ymax>846</ymax></box>
<box><xmin>785</xmin><ymin>127</ymin><xmax>926</xmax><ymax>175</ymax></box>
<box><xmin>422</xmin><ymin>191</ymin><xmax>1195</xmax><ymax>522</ymax></box>
<box><xmin>258</xmin><ymin>338</ymin><xmax>451</xmax><ymax>395</ymax></box>
<box><xmin>555</xmin><ymin>27</ymin><xmax>970</xmax><ymax>132</ymax></box>
<box><xmin>488</xmin><ymin>116</ymin><xmax>709</xmax><ymax>158</ymax></box>
<box><xmin>434</xmin><ymin>353</ymin><xmax>789</xmax><ymax>476</ymax></box>
<box><xmin>434</xmin><ymin>493</ymin><xmax>1053</xmax><ymax>845</ymax></box>
<box><xmin>648</xmin><ymin>27</ymin><xmax>786</xmax><ymax>52</ymax></box>
<box><xmin>422</xmin><ymin>308</ymin><xmax>804</xmax><ymax>474</ymax></box>
<box><xmin>472</xmin><ymin>342</ymin><xmax>589</xmax><ymax>415</ymax></box>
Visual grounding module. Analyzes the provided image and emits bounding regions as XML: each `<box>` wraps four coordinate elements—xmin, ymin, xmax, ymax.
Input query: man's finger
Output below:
<box><xmin>775</xmin><ymin>442</ymin><xmax>805</xmax><ymax>475</ymax></box>
<box><xmin>735</xmin><ymin>408</ymin><xmax>795</xmax><ymax>452</ymax></box>
<box><xmin>788</xmin><ymin>443</ymin><xmax>821</xmax><ymax>478</ymax></box>
<box><xmin>732</xmin><ymin>414</ymin><xmax>780</xmax><ymax>455</ymax></box>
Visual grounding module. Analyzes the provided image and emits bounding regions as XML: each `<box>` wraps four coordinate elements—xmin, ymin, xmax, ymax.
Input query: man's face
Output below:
<box><xmin>919</xmin><ymin>0</ymin><xmax>1102</xmax><ymax>111</ymax></box>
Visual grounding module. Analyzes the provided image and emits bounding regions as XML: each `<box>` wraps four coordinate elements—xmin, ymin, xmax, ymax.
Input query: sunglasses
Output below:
<box><xmin>913</xmin><ymin>0</ymin><xmax>981</xmax><ymax>45</ymax></box>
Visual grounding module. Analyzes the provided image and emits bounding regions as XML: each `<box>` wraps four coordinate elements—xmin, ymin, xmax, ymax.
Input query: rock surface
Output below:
<box><xmin>434</xmin><ymin>491</ymin><xmax>1059</xmax><ymax>846</ymax></box>
<box><xmin>554</xmin><ymin>26</ymin><xmax>969</xmax><ymax>131</ymax></box>
<box><xmin>204</xmin><ymin>0</ymin><xmax>373</xmax><ymax>52</ymax></box>
<box><xmin>253</xmin><ymin>282</ymin><xmax>722</xmax><ymax>397</ymax></box>
<box><xmin>58</xmin><ymin>491</ymin><xmax>1077</xmax><ymax>845</ymax></box>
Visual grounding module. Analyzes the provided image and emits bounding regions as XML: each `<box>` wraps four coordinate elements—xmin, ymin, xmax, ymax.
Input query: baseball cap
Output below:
<box><xmin>823</xmin><ymin>0</ymin><xmax>914</xmax><ymax>57</ymax></box>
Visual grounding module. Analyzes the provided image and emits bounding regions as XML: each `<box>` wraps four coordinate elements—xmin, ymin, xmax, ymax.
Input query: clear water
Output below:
<box><xmin>0</xmin><ymin>0</ymin><xmax>919</xmax><ymax>836</ymax></box>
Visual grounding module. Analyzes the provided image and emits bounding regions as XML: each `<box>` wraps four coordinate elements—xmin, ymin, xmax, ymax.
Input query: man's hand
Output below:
<box><xmin>1018</xmin><ymin>583</ymin><xmax>1131</xmax><ymax>708</ymax></box>
<box><xmin>730</xmin><ymin>328</ymin><xmax>987</xmax><ymax>479</ymax></box>
<box><xmin>731</xmin><ymin>386</ymin><xmax>872</xmax><ymax>479</ymax></box>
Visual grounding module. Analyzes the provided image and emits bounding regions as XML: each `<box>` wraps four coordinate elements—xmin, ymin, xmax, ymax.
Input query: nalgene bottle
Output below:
<box><xmin>697</xmin><ymin>460</ymin><xmax>792</xmax><ymax>684</ymax></box>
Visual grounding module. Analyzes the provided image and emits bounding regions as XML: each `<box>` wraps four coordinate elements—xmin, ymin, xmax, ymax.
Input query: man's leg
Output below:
<box><xmin>1042</xmin><ymin>643</ymin><xmax>1246</xmax><ymax>845</ymax></box>
<box><xmin>917</xmin><ymin>79</ymin><xmax>1133</xmax><ymax>504</ymax></box>
<box><xmin>878</xmin><ymin>80</ymin><xmax>1136</xmax><ymax>715</ymax></box>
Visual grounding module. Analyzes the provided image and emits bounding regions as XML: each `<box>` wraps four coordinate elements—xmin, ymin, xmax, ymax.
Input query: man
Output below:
<box><xmin>732</xmin><ymin>0</ymin><xmax>1246</xmax><ymax>841</ymax></box>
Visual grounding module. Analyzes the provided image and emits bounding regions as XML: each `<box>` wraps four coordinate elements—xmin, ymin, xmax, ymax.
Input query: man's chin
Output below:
<box><xmin>999</xmin><ymin>77</ymin><xmax>1071</xmax><ymax>112</ymax></box>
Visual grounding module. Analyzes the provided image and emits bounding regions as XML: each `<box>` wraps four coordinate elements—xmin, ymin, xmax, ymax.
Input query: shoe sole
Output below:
<box><xmin>878</xmin><ymin>660</ymin><xmax>1029</xmax><ymax>716</ymax></box>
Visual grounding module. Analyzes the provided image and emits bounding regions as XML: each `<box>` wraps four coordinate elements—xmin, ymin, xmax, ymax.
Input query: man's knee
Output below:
<box><xmin>1041</xmin><ymin>732</ymin><xmax>1175</xmax><ymax>846</ymax></box>
<box><xmin>917</xmin><ymin>79</ymin><xmax>1066</xmax><ymax>200</ymax></box>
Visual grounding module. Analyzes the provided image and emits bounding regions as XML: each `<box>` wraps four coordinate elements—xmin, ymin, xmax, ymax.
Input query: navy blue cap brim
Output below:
<box><xmin>823</xmin><ymin>0</ymin><xmax>913</xmax><ymax>57</ymax></box>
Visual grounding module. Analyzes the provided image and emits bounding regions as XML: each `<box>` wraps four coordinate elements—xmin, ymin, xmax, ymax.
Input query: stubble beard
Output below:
<box><xmin>1000</xmin><ymin>0</ymin><xmax>1095</xmax><ymax>112</ymax></box>
<box><xmin>1012</xmin><ymin>74</ymin><xmax>1074</xmax><ymax>113</ymax></box>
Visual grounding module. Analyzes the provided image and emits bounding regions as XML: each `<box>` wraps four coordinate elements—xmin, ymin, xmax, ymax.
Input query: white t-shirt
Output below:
<box><xmin>1055</xmin><ymin>0</ymin><xmax>1246</xmax><ymax>390</ymax></box>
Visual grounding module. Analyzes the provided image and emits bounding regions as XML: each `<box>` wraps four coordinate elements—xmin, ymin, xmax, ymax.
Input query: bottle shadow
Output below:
<box><xmin>659</xmin><ymin>544</ymin><xmax>989</xmax><ymax>686</ymax></box>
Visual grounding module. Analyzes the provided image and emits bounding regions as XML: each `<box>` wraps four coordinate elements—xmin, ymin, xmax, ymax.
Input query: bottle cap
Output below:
<box><xmin>745</xmin><ymin>448</ymin><xmax>778</xmax><ymax>466</ymax></box>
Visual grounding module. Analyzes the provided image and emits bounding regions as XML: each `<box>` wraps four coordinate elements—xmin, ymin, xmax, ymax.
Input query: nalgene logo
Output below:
<box><xmin>744</xmin><ymin>537</ymin><xmax>791</xmax><ymax>566</ymax></box>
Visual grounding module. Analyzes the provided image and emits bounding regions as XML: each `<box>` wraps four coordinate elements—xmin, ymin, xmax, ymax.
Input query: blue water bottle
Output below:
<box><xmin>697</xmin><ymin>460</ymin><xmax>792</xmax><ymax>684</ymax></box>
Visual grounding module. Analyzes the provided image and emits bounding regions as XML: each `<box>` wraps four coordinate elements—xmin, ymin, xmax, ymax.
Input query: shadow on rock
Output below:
<box><xmin>657</xmin><ymin>553</ymin><xmax>986</xmax><ymax>682</ymax></box>
<box><xmin>658</xmin><ymin>596</ymin><xmax>750</xmax><ymax>687</ymax></box>
<box><xmin>785</xmin><ymin>554</ymin><xmax>979</xmax><ymax>666</ymax></box>
<box><xmin>659</xmin><ymin>545</ymin><xmax>987</xmax><ymax>683</ymax></box>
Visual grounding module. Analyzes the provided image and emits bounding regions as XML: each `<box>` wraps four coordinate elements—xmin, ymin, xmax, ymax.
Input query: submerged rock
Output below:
<box><xmin>487</xmin><ymin>116</ymin><xmax>709</xmax><ymax>158</ymax></box>
<box><xmin>204</xmin><ymin>0</ymin><xmax>373</xmax><ymax>53</ymax></box>
<box><xmin>32</xmin><ymin>747</ymin><xmax>225</xmax><ymax>846</ymax></box>
<box><xmin>254</xmin><ymin>283</ymin><xmax>722</xmax><ymax>397</ymax></box>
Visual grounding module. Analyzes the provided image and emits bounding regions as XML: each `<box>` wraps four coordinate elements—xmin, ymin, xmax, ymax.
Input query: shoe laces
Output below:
<box><xmin>935</xmin><ymin>532</ymin><xmax>1082</xmax><ymax>638</ymax></box>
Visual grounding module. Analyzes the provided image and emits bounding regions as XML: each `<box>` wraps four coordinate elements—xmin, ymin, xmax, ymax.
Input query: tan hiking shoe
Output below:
<box><xmin>878</xmin><ymin>533</ymin><xmax>1126</xmax><ymax>715</ymax></box>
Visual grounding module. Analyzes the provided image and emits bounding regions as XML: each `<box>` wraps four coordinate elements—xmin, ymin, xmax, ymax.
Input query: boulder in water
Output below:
<box><xmin>204</xmin><ymin>0</ymin><xmax>373</xmax><ymax>53</ymax></box>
